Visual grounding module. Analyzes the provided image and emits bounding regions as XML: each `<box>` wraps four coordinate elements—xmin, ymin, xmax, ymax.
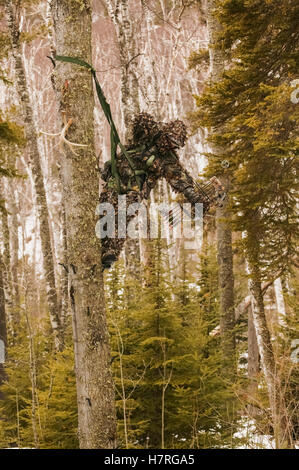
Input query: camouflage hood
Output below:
<box><xmin>131</xmin><ymin>112</ymin><xmax>187</xmax><ymax>154</ymax></box>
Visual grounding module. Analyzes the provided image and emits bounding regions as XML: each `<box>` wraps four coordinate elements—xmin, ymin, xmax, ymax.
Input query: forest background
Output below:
<box><xmin>0</xmin><ymin>0</ymin><xmax>298</xmax><ymax>449</ymax></box>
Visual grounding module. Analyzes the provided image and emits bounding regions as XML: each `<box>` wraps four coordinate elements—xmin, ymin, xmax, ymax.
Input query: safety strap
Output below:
<box><xmin>54</xmin><ymin>55</ymin><xmax>143</xmax><ymax>193</ymax></box>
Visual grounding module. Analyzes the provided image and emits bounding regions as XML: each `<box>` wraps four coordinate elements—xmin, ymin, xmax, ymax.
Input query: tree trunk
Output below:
<box><xmin>50</xmin><ymin>0</ymin><xmax>116</xmax><ymax>448</ymax></box>
<box><xmin>24</xmin><ymin>293</ymin><xmax>39</xmax><ymax>448</ymax></box>
<box><xmin>0</xmin><ymin>182</ymin><xmax>14</xmax><ymax>336</ymax></box>
<box><xmin>0</xmin><ymin>179</ymin><xmax>21</xmax><ymax>338</ymax></box>
<box><xmin>106</xmin><ymin>0</ymin><xmax>141</xmax><ymax>276</ymax></box>
<box><xmin>7</xmin><ymin>180</ymin><xmax>20</xmax><ymax>319</ymax></box>
<box><xmin>0</xmin><ymin>255</ymin><xmax>7</xmax><ymax>394</ymax></box>
<box><xmin>106</xmin><ymin>0</ymin><xmax>140</xmax><ymax>140</ymax></box>
<box><xmin>216</xmin><ymin>183</ymin><xmax>235</xmax><ymax>370</ymax></box>
<box><xmin>247</xmin><ymin>304</ymin><xmax>260</xmax><ymax>406</ymax></box>
<box><xmin>206</xmin><ymin>0</ymin><xmax>235</xmax><ymax>373</ymax></box>
<box><xmin>274</xmin><ymin>277</ymin><xmax>287</xmax><ymax>329</ymax></box>
<box><xmin>5</xmin><ymin>0</ymin><xmax>63</xmax><ymax>349</ymax></box>
<box><xmin>246</xmin><ymin>224</ymin><xmax>293</xmax><ymax>448</ymax></box>
<box><xmin>58</xmin><ymin>197</ymin><xmax>69</xmax><ymax>345</ymax></box>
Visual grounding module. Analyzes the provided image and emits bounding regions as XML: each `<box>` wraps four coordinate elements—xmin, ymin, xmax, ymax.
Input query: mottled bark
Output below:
<box><xmin>246</xmin><ymin>225</ymin><xmax>293</xmax><ymax>448</ymax></box>
<box><xmin>0</xmin><ymin>255</ymin><xmax>7</xmax><ymax>394</ymax></box>
<box><xmin>5</xmin><ymin>0</ymin><xmax>62</xmax><ymax>349</ymax></box>
<box><xmin>106</xmin><ymin>0</ymin><xmax>140</xmax><ymax>140</ymax></box>
<box><xmin>247</xmin><ymin>305</ymin><xmax>260</xmax><ymax>400</ymax></box>
<box><xmin>105</xmin><ymin>0</ymin><xmax>141</xmax><ymax>274</ymax></box>
<box><xmin>59</xmin><ymin>201</ymin><xmax>69</xmax><ymax>340</ymax></box>
<box><xmin>24</xmin><ymin>295</ymin><xmax>39</xmax><ymax>448</ymax></box>
<box><xmin>139</xmin><ymin>198</ymin><xmax>152</xmax><ymax>286</ymax></box>
<box><xmin>7</xmin><ymin>180</ymin><xmax>20</xmax><ymax>315</ymax></box>
<box><xmin>50</xmin><ymin>0</ymin><xmax>116</xmax><ymax>448</ymax></box>
<box><xmin>137</xmin><ymin>2</ymin><xmax>158</xmax><ymax>285</ymax></box>
<box><xmin>274</xmin><ymin>278</ymin><xmax>287</xmax><ymax>329</ymax></box>
<box><xmin>0</xmin><ymin>184</ymin><xmax>14</xmax><ymax>334</ymax></box>
<box><xmin>206</xmin><ymin>0</ymin><xmax>235</xmax><ymax>372</ymax></box>
<box><xmin>140</xmin><ymin>0</ymin><xmax>160</xmax><ymax>119</ymax></box>
<box><xmin>0</xmin><ymin>179</ymin><xmax>21</xmax><ymax>340</ymax></box>
<box><xmin>216</xmin><ymin>179</ymin><xmax>235</xmax><ymax>368</ymax></box>
<box><xmin>235</xmin><ymin>279</ymin><xmax>274</xmax><ymax>322</ymax></box>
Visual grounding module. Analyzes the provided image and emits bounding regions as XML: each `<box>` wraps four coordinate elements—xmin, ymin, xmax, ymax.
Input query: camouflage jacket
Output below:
<box><xmin>101</xmin><ymin>143</ymin><xmax>211</xmax><ymax>214</ymax></box>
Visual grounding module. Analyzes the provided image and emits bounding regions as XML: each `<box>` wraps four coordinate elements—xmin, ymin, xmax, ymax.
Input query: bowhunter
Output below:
<box><xmin>51</xmin><ymin>57</ymin><xmax>225</xmax><ymax>270</ymax></box>
<box><xmin>99</xmin><ymin>113</ymin><xmax>225</xmax><ymax>269</ymax></box>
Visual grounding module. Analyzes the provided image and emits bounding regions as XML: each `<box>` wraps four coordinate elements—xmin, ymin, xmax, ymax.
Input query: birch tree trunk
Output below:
<box><xmin>0</xmin><ymin>255</ymin><xmax>7</xmax><ymax>394</ymax></box>
<box><xmin>106</xmin><ymin>0</ymin><xmax>141</xmax><ymax>275</ymax></box>
<box><xmin>138</xmin><ymin>0</ymin><xmax>161</xmax><ymax>284</ymax></box>
<box><xmin>242</xmin><ymin>249</ymin><xmax>260</xmax><ymax>405</ymax></box>
<box><xmin>5</xmin><ymin>0</ymin><xmax>63</xmax><ymax>349</ymax></box>
<box><xmin>6</xmin><ymin>180</ymin><xmax>20</xmax><ymax>319</ymax></box>
<box><xmin>50</xmin><ymin>0</ymin><xmax>116</xmax><ymax>448</ymax></box>
<box><xmin>0</xmin><ymin>179</ymin><xmax>21</xmax><ymax>338</ymax></box>
<box><xmin>206</xmin><ymin>0</ymin><xmax>235</xmax><ymax>373</ymax></box>
<box><xmin>24</xmin><ymin>289</ymin><xmax>39</xmax><ymax>448</ymax></box>
<box><xmin>140</xmin><ymin>0</ymin><xmax>160</xmax><ymax>119</ymax></box>
<box><xmin>0</xmin><ymin>183</ymin><xmax>14</xmax><ymax>335</ymax></box>
<box><xmin>247</xmin><ymin>305</ymin><xmax>260</xmax><ymax>405</ymax></box>
<box><xmin>59</xmin><ymin>201</ymin><xmax>69</xmax><ymax>343</ymax></box>
<box><xmin>274</xmin><ymin>278</ymin><xmax>287</xmax><ymax>329</ymax></box>
<box><xmin>106</xmin><ymin>0</ymin><xmax>140</xmax><ymax>140</ymax></box>
<box><xmin>246</xmin><ymin>224</ymin><xmax>293</xmax><ymax>448</ymax></box>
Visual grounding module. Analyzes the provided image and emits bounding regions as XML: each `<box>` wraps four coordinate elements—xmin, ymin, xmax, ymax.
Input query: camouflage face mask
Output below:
<box><xmin>131</xmin><ymin>112</ymin><xmax>160</xmax><ymax>145</ymax></box>
<box><xmin>131</xmin><ymin>113</ymin><xmax>187</xmax><ymax>153</ymax></box>
<box><xmin>156</xmin><ymin>120</ymin><xmax>187</xmax><ymax>154</ymax></box>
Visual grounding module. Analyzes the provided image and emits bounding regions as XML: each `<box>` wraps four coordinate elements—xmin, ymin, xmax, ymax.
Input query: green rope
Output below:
<box><xmin>54</xmin><ymin>55</ymin><xmax>143</xmax><ymax>192</ymax></box>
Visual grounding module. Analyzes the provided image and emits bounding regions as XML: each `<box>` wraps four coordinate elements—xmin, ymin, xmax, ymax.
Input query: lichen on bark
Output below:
<box><xmin>50</xmin><ymin>0</ymin><xmax>117</xmax><ymax>449</ymax></box>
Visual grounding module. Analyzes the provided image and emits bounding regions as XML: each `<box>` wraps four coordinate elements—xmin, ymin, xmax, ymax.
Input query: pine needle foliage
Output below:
<box><xmin>106</xmin><ymin>241</ymin><xmax>243</xmax><ymax>448</ymax></box>
<box><xmin>0</xmin><ymin>314</ymin><xmax>78</xmax><ymax>449</ymax></box>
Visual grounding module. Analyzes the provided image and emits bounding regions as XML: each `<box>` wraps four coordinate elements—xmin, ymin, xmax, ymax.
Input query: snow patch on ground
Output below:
<box><xmin>234</xmin><ymin>418</ymin><xmax>275</xmax><ymax>449</ymax></box>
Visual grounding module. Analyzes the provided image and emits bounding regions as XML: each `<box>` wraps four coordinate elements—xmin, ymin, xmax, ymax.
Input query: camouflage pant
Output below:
<box><xmin>98</xmin><ymin>187</ymin><xmax>141</xmax><ymax>269</ymax></box>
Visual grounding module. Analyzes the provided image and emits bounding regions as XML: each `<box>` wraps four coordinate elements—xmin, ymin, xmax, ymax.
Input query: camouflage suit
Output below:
<box><xmin>99</xmin><ymin>113</ymin><xmax>223</xmax><ymax>269</ymax></box>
